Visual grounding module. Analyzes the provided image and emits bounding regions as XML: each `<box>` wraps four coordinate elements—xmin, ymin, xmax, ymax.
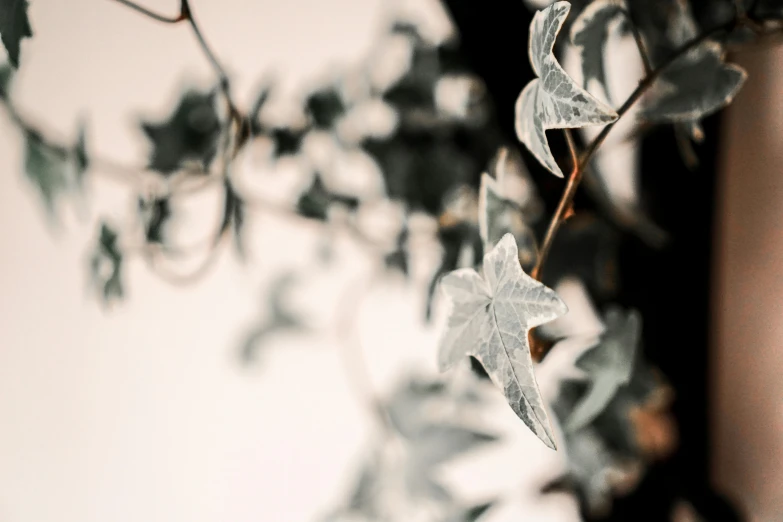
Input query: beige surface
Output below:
<box><xmin>713</xmin><ymin>44</ymin><xmax>783</xmax><ymax>522</ymax></box>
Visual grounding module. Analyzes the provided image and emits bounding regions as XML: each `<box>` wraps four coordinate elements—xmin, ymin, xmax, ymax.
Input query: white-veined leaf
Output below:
<box><xmin>438</xmin><ymin>233</ymin><xmax>568</xmax><ymax>448</ymax></box>
<box><xmin>516</xmin><ymin>1</ymin><xmax>618</xmax><ymax>178</ymax></box>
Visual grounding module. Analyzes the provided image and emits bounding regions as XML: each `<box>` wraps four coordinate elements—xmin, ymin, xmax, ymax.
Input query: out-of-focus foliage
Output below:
<box><xmin>1</xmin><ymin>0</ymin><xmax>773</xmax><ymax>518</ymax></box>
<box><xmin>0</xmin><ymin>0</ymin><xmax>32</xmax><ymax>67</ymax></box>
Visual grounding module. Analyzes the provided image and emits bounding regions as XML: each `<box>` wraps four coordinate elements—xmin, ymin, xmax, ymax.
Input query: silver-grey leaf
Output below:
<box><xmin>641</xmin><ymin>42</ymin><xmax>747</xmax><ymax>123</ymax></box>
<box><xmin>570</xmin><ymin>0</ymin><xmax>626</xmax><ymax>102</ymax></box>
<box><xmin>566</xmin><ymin>307</ymin><xmax>641</xmax><ymax>432</ymax></box>
<box><xmin>438</xmin><ymin>233</ymin><xmax>568</xmax><ymax>449</ymax></box>
<box><xmin>516</xmin><ymin>1</ymin><xmax>618</xmax><ymax>178</ymax></box>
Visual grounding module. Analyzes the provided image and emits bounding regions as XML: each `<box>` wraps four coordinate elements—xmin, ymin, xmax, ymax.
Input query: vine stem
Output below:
<box><xmin>531</xmin><ymin>19</ymin><xmax>735</xmax><ymax>281</ymax></box>
<box><xmin>112</xmin><ymin>0</ymin><xmax>241</xmax><ymax>121</ymax></box>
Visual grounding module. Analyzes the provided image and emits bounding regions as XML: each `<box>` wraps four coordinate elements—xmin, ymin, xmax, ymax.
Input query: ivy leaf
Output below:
<box><xmin>141</xmin><ymin>89</ymin><xmax>221</xmax><ymax>174</ymax></box>
<box><xmin>90</xmin><ymin>221</ymin><xmax>124</xmax><ymax>304</ymax></box>
<box><xmin>515</xmin><ymin>1</ymin><xmax>618</xmax><ymax>178</ymax></box>
<box><xmin>641</xmin><ymin>42</ymin><xmax>746</xmax><ymax>123</ymax></box>
<box><xmin>0</xmin><ymin>0</ymin><xmax>32</xmax><ymax>68</ymax></box>
<box><xmin>567</xmin><ymin>308</ymin><xmax>641</xmax><ymax>432</ymax></box>
<box><xmin>570</xmin><ymin>0</ymin><xmax>626</xmax><ymax>102</ymax></box>
<box><xmin>438</xmin><ymin>233</ymin><xmax>567</xmax><ymax>448</ymax></box>
<box><xmin>24</xmin><ymin>131</ymin><xmax>69</xmax><ymax>215</ymax></box>
<box><xmin>478</xmin><ymin>172</ymin><xmax>538</xmax><ymax>270</ymax></box>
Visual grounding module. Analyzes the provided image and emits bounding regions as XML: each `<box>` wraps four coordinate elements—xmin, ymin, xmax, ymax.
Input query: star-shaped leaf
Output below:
<box><xmin>438</xmin><ymin>233</ymin><xmax>568</xmax><ymax>448</ymax></box>
<box><xmin>515</xmin><ymin>1</ymin><xmax>618</xmax><ymax>178</ymax></box>
<box><xmin>641</xmin><ymin>42</ymin><xmax>746</xmax><ymax>123</ymax></box>
<box><xmin>0</xmin><ymin>0</ymin><xmax>33</xmax><ymax>68</ymax></box>
<box><xmin>141</xmin><ymin>89</ymin><xmax>221</xmax><ymax>174</ymax></box>
<box><xmin>566</xmin><ymin>307</ymin><xmax>641</xmax><ymax>431</ymax></box>
<box><xmin>570</xmin><ymin>0</ymin><xmax>626</xmax><ymax>102</ymax></box>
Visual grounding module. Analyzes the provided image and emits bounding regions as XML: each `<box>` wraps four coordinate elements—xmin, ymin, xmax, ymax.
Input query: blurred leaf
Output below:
<box><xmin>516</xmin><ymin>2</ymin><xmax>617</xmax><ymax>178</ymax></box>
<box><xmin>570</xmin><ymin>0</ymin><xmax>625</xmax><ymax>102</ymax></box>
<box><xmin>241</xmin><ymin>273</ymin><xmax>304</xmax><ymax>364</ymax></box>
<box><xmin>385</xmin><ymin>228</ymin><xmax>409</xmax><ymax>275</ymax></box>
<box><xmin>139</xmin><ymin>196</ymin><xmax>171</xmax><ymax>245</ymax></box>
<box><xmin>567</xmin><ymin>308</ymin><xmax>641</xmax><ymax>431</ymax></box>
<box><xmin>442</xmin><ymin>502</ymin><xmax>494</xmax><ymax>522</ymax></box>
<box><xmin>74</xmin><ymin>120</ymin><xmax>89</xmax><ymax>190</ymax></box>
<box><xmin>438</xmin><ymin>234</ymin><xmax>567</xmax><ymax>448</ymax></box>
<box><xmin>24</xmin><ymin>131</ymin><xmax>69</xmax><ymax>215</ymax></box>
<box><xmin>478</xmin><ymin>172</ymin><xmax>538</xmax><ymax>270</ymax></box>
<box><xmin>306</xmin><ymin>86</ymin><xmax>346</xmax><ymax>129</ymax></box>
<box><xmin>270</xmin><ymin>125</ymin><xmax>307</xmax><ymax>158</ymax></box>
<box><xmin>90</xmin><ymin>221</ymin><xmax>124</xmax><ymax>304</ymax></box>
<box><xmin>141</xmin><ymin>89</ymin><xmax>221</xmax><ymax>174</ymax></box>
<box><xmin>0</xmin><ymin>61</ymin><xmax>12</xmax><ymax>98</ymax></box>
<box><xmin>297</xmin><ymin>172</ymin><xmax>359</xmax><ymax>221</ymax></box>
<box><xmin>0</xmin><ymin>0</ymin><xmax>32</xmax><ymax>68</ymax></box>
<box><xmin>641</xmin><ymin>42</ymin><xmax>746</xmax><ymax>123</ymax></box>
<box><xmin>217</xmin><ymin>180</ymin><xmax>246</xmax><ymax>258</ymax></box>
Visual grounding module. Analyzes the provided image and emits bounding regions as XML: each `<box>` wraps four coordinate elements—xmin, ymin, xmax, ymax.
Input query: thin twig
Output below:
<box><xmin>111</xmin><ymin>0</ymin><xmax>186</xmax><ymax>24</ymax></box>
<box><xmin>532</xmin><ymin>19</ymin><xmax>736</xmax><ymax>280</ymax></box>
<box><xmin>563</xmin><ymin>128</ymin><xmax>579</xmax><ymax>173</ymax></box>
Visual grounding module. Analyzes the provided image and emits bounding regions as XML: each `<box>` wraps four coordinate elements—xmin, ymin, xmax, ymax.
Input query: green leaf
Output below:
<box><xmin>516</xmin><ymin>1</ymin><xmax>618</xmax><ymax>178</ymax></box>
<box><xmin>570</xmin><ymin>0</ymin><xmax>626</xmax><ymax>102</ymax></box>
<box><xmin>0</xmin><ymin>0</ymin><xmax>32</xmax><ymax>68</ymax></box>
<box><xmin>24</xmin><ymin>131</ymin><xmax>68</xmax><ymax>215</ymax></box>
<box><xmin>90</xmin><ymin>221</ymin><xmax>124</xmax><ymax>304</ymax></box>
<box><xmin>141</xmin><ymin>89</ymin><xmax>221</xmax><ymax>174</ymax></box>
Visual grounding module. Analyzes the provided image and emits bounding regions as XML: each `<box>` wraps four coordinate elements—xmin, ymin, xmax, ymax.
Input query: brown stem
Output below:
<box><xmin>531</xmin><ymin>19</ymin><xmax>735</xmax><ymax>281</ymax></box>
<box><xmin>111</xmin><ymin>0</ymin><xmax>186</xmax><ymax>23</ymax></box>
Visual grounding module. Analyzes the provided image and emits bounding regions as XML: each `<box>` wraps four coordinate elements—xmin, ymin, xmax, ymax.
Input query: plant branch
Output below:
<box><xmin>532</xmin><ymin>19</ymin><xmax>735</xmax><ymax>281</ymax></box>
<box><xmin>111</xmin><ymin>0</ymin><xmax>186</xmax><ymax>24</ymax></box>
